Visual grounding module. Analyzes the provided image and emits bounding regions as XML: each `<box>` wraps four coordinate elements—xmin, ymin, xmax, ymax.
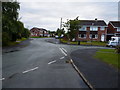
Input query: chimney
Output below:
<box><xmin>95</xmin><ymin>18</ymin><xmax>97</xmax><ymax>21</ymax></box>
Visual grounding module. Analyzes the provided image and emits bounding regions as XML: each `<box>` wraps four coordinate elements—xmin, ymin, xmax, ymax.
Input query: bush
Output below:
<box><xmin>115</xmin><ymin>45</ymin><xmax>120</xmax><ymax>54</ymax></box>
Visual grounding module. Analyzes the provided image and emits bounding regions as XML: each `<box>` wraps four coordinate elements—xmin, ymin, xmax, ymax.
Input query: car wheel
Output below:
<box><xmin>110</xmin><ymin>45</ymin><xmax>113</xmax><ymax>48</ymax></box>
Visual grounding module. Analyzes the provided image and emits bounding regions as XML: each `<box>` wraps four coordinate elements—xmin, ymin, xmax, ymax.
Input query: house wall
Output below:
<box><xmin>107</xmin><ymin>23</ymin><xmax>120</xmax><ymax>41</ymax></box>
<box><xmin>77</xmin><ymin>26</ymin><xmax>107</xmax><ymax>41</ymax></box>
<box><xmin>30</xmin><ymin>28</ymin><xmax>48</xmax><ymax>37</ymax></box>
<box><xmin>30</xmin><ymin>28</ymin><xmax>40</xmax><ymax>36</ymax></box>
<box><xmin>107</xmin><ymin>23</ymin><xmax>116</xmax><ymax>34</ymax></box>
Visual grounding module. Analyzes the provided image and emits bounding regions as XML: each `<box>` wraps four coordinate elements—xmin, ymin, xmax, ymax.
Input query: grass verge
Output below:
<box><xmin>60</xmin><ymin>39</ymin><xmax>107</xmax><ymax>46</ymax></box>
<box><xmin>16</xmin><ymin>38</ymin><xmax>27</xmax><ymax>42</ymax></box>
<box><xmin>94</xmin><ymin>49</ymin><xmax>120</xmax><ymax>69</ymax></box>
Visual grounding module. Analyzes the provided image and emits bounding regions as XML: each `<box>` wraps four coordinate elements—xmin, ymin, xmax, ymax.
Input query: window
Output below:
<box><xmin>111</xmin><ymin>38</ymin><xmax>115</xmax><ymax>41</ymax></box>
<box><xmin>90</xmin><ymin>26</ymin><xmax>98</xmax><ymax>31</ymax></box>
<box><xmin>117</xmin><ymin>27</ymin><xmax>120</xmax><ymax>31</ymax></box>
<box><xmin>100</xmin><ymin>27</ymin><xmax>105</xmax><ymax>30</ymax></box>
<box><xmin>79</xmin><ymin>26</ymin><xmax>86</xmax><ymax>31</ymax></box>
<box><xmin>79</xmin><ymin>34</ymin><xmax>86</xmax><ymax>38</ymax></box>
<box><xmin>89</xmin><ymin>34</ymin><xmax>98</xmax><ymax>39</ymax></box>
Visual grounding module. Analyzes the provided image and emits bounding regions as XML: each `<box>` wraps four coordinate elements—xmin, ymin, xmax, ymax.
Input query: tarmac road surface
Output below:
<box><xmin>2</xmin><ymin>38</ymin><xmax>89</xmax><ymax>88</ymax></box>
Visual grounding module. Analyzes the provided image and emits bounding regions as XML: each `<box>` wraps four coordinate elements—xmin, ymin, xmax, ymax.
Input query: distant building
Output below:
<box><xmin>107</xmin><ymin>21</ymin><xmax>120</xmax><ymax>41</ymax></box>
<box><xmin>76</xmin><ymin>19</ymin><xmax>107</xmax><ymax>42</ymax></box>
<box><xmin>30</xmin><ymin>27</ymin><xmax>49</xmax><ymax>37</ymax></box>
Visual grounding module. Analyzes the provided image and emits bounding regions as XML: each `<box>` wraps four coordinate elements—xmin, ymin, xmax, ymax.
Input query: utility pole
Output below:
<box><xmin>118</xmin><ymin>1</ymin><xmax>120</xmax><ymax>20</ymax></box>
<box><xmin>60</xmin><ymin>18</ymin><xmax>62</xmax><ymax>30</ymax></box>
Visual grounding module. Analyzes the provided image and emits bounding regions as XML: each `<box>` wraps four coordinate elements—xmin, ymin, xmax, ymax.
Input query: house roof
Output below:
<box><xmin>30</xmin><ymin>27</ymin><xmax>47</xmax><ymax>31</ymax></box>
<box><xmin>109</xmin><ymin>21</ymin><xmax>120</xmax><ymax>28</ymax></box>
<box><xmin>79</xmin><ymin>20</ymin><xmax>107</xmax><ymax>26</ymax></box>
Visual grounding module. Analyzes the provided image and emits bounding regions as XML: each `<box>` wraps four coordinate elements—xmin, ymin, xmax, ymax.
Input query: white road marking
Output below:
<box><xmin>60</xmin><ymin>57</ymin><xmax>65</xmax><ymax>59</ymax></box>
<box><xmin>22</xmin><ymin>67</ymin><xmax>39</xmax><ymax>74</ymax></box>
<box><xmin>48</xmin><ymin>60</ymin><xmax>56</xmax><ymax>64</ymax></box>
<box><xmin>0</xmin><ymin>78</ymin><xmax>5</xmax><ymax>81</ymax></box>
<box><xmin>61</xmin><ymin>48</ymin><xmax>67</xmax><ymax>53</ymax></box>
<box><xmin>59</xmin><ymin>48</ymin><xmax>67</xmax><ymax>56</ymax></box>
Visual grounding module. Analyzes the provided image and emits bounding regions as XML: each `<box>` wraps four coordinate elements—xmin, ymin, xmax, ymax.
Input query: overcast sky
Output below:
<box><xmin>18</xmin><ymin>0</ymin><xmax>119</xmax><ymax>31</ymax></box>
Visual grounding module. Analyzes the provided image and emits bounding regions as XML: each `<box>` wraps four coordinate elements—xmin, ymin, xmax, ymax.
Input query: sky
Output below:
<box><xmin>18</xmin><ymin>0</ymin><xmax>119</xmax><ymax>31</ymax></box>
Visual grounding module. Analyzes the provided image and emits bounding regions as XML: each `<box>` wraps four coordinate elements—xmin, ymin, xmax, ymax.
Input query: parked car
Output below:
<box><xmin>55</xmin><ymin>35</ymin><xmax>59</xmax><ymax>39</ymax></box>
<box><xmin>107</xmin><ymin>36</ymin><xmax>120</xmax><ymax>47</ymax></box>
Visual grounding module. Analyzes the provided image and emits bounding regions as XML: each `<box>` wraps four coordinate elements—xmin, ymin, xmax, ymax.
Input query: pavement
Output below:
<box><xmin>2</xmin><ymin>38</ymin><xmax>89</xmax><ymax>88</ymax></box>
<box><xmin>71</xmin><ymin>49</ymin><xmax>119</xmax><ymax>88</ymax></box>
<box><xmin>2</xmin><ymin>38</ymin><xmax>32</xmax><ymax>53</ymax></box>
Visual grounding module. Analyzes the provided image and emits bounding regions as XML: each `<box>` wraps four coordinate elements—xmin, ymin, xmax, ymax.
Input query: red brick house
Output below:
<box><xmin>107</xmin><ymin>21</ymin><xmax>120</xmax><ymax>41</ymax></box>
<box><xmin>76</xmin><ymin>19</ymin><xmax>107</xmax><ymax>42</ymax></box>
<box><xmin>30</xmin><ymin>27</ymin><xmax>49</xmax><ymax>37</ymax></box>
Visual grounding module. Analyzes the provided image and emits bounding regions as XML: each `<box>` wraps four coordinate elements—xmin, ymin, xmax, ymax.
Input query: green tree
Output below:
<box><xmin>56</xmin><ymin>28</ymin><xmax>65</xmax><ymax>37</ymax></box>
<box><xmin>22</xmin><ymin>28</ymin><xmax>30</xmax><ymax>38</ymax></box>
<box><xmin>2</xmin><ymin>1</ymin><xmax>30</xmax><ymax>46</ymax></box>
<box><xmin>2</xmin><ymin>1</ymin><xmax>20</xmax><ymax>42</ymax></box>
<box><xmin>64</xmin><ymin>17</ymin><xmax>80</xmax><ymax>41</ymax></box>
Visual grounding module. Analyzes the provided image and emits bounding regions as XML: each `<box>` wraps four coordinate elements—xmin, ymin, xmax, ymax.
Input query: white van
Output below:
<box><xmin>107</xmin><ymin>36</ymin><xmax>120</xmax><ymax>47</ymax></box>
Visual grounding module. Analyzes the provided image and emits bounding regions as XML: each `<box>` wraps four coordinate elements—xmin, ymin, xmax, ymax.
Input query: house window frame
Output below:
<box><xmin>100</xmin><ymin>27</ymin><xmax>105</xmax><ymax>30</ymax></box>
<box><xmin>89</xmin><ymin>34</ymin><xmax>98</xmax><ymax>39</ymax></box>
<box><xmin>79</xmin><ymin>34</ymin><xmax>86</xmax><ymax>38</ymax></box>
<box><xmin>79</xmin><ymin>26</ymin><xmax>87</xmax><ymax>31</ymax></box>
<box><xmin>90</xmin><ymin>26</ymin><xmax>98</xmax><ymax>31</ymax></box>
<box><xmin>117</xmin><ymin>27</ymin><xmax>120</xmax><ymax>32</ymax></box>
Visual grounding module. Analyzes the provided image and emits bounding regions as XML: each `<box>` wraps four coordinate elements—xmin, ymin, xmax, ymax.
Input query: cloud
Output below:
<box><xmin>18</xmin><ymin>2</ymin><xmax>118</xmax><ymax>31</ymax></box>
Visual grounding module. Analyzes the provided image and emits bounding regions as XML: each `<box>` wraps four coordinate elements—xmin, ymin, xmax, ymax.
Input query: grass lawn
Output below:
<box><xmin>16</xmin><ymin>38</ymin><xmax>27</xmax><ymax>42</ymax></box>
<box><xmin>94</xmin><ymin>49</ymin><xmax>120</xmax><ymax>69</ymax></box>
<box><xmin>60</xmin><ymin>39</ymin><xmax>107</xmax><ymax>46</ymax></box>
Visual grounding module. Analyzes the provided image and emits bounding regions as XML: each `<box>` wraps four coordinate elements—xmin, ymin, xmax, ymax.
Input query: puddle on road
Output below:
<box><xmin>8</xmin><ymin>73</ymin><xmax>19</xmax><ymax>79</ymax></box>
<box><xmin>4</xmin><ymin>50</ymin><xmax>20</xmax><ymax>53</ymax></box>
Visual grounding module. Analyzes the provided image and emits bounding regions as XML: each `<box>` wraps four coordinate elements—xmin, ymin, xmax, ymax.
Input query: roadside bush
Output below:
<box><xmin>115</xmin><ymin>45</ymin><xmax>120</xmax><ymax>54</ymax></box>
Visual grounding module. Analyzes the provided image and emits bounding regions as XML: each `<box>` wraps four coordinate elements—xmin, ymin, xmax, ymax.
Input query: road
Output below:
<box><xmin>2</xmin><ymin>38</ymin><xmax>89</xmax><ymax>88</ymax></box>
<box><xmin>2</xmin><ymin>38</ymin><xmax>116</xmax><ymax>88</ymax></box>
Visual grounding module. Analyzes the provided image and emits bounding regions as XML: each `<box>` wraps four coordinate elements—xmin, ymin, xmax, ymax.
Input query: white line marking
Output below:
<box><xmin>61</xmin><ymin>48</ymin><xmax>67</xmax><ymax>53</ymax></box>
<box><xmin>22</xmin><ymin>67</ymin><xmax>39</xmax><ymax>74</ymax></box>
<box><xmin>59</xmin><ymin>48</ymin><xmax>67</xmax><ymax>56</ymax></box>
<box><xmin>0</xmin><ymin>78</ymin><xmax>5</xmax><ymax>81</ymax></box>
<box><xmin>60</xmin><ymin>57</ymin><xmax>65</xmax><ymax>59</ymax></box>
<box><xmin>48</xmin><ymin>60</ymin><xmax>56</xmax><ymax>64</ymax></box>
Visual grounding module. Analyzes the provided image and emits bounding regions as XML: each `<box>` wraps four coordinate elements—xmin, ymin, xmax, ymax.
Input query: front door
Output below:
<box><xmin>101</xmin><ymin>35</ymin><xmax>105</xmax><ymax>41</ymax></box>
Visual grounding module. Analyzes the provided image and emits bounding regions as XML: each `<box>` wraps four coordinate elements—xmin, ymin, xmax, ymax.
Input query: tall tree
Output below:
<box><xmin>2</xmin><ymin>1</ymin><xmax>20</xmax><ymax>42</ymax></box>
<box><xmin>56</xmin><ymin>28</ymin><xmax>65</xmax><ymax>37</ymax></box>
<box><xmin>64</xmin><ymin>17</ymin><xmax>80</xmax><ymax>41</ymax></box>
<box><xmin>2</xmin><ymin>1</ymin><xmax>30</xmax><ymax>46</ymax></box>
